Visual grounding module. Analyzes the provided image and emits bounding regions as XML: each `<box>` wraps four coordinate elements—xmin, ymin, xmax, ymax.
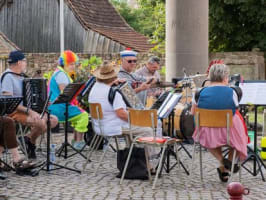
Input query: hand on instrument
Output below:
<box><xmin>111</xmin><ymin>78</ymin><xmax>126</xmax><ymax>86</ymax></box>
<box><xmin>139</xmin><ymin>82</ymin><xmax>151</xmax><ymax>91</ymax></box>
<box><xmin>29</xmin><ymin>109</ymin><xmax>41</xmax><ymax>121</ymax></box>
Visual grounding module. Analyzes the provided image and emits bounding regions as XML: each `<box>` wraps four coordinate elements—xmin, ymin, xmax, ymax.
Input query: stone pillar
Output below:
<box><xmin>166</xmin><ymin>0</ymin><xmax>209</xmax><ymax>81</ymax></box>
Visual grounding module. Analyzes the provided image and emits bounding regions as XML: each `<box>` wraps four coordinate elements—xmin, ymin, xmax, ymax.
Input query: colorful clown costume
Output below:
<box><xmin>48</xmin><ymin>51</ymin><xmax>88</xmax><ymax>133</ymax></box>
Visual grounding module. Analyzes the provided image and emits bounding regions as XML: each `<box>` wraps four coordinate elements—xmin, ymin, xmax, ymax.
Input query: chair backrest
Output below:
<box><xmin>195</xmin><ymin>107</ymin><xmax>233</xmax><ymax>128</ymax></box>
<box><xmin>128</xmin><ymin>108</ymin><xmax>157</xmax><ymax>129</ymax></box>
<box><xmin>89</xmin><ymin>103</ymin><xmax>103</xmax><ymax>120</ymax></box>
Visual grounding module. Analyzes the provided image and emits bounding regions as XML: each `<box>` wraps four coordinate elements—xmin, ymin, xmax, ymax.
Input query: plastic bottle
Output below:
<box><xmin>261</xmin><ymin>137</ymin><xmax>266</xmax><ymax>160</ymax></box>
<box><xmin>49</xmin><ymin>144</ymin><xmax>56</xmax><ymax>170</ymax></box>
<box><xmin>156</xmin><ymin>119</ymin><xmax>163</xmax><ymax>138</ymax></box>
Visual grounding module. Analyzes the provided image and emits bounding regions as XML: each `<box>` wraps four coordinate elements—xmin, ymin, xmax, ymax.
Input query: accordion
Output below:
<box><xmin>23</xmin><ymin>78</ymin><xmax>47</xmax><ymax>113</ymax></box>
<box><xmin>108</xmin><ymin>82</ymin><xmax>145</xmax><ymax>110</ymax></box>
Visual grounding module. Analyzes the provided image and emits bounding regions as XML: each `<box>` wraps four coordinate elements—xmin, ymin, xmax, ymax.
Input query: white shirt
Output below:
<box><xmin>88</xmin><ymin>82</ymin><xmax>128</xmax><ymax>136</ymax></box>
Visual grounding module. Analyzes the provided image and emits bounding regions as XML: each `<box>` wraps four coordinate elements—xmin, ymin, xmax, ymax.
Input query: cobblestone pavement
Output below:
<box><xmin>0</xmin><ymin>133</ymin><xmax>266</xmax><ymax>200</ymax></box>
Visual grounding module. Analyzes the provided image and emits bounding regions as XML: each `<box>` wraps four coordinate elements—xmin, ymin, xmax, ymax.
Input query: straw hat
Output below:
<box><xmin>93</xmin><ymin>61</ymin><xmax>119</xmax><ymax>79</ymax></box>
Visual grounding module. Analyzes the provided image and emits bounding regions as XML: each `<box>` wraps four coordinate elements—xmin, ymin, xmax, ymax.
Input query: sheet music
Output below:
<box><xmin>239</xmin><ymin>82</ymin><xmax>266</xmax><ymax>105</ymax></box>
<box><xmin>158</xmin><ymin>93</ymin><xmax>182</xmax><ymax>119</ymax></box>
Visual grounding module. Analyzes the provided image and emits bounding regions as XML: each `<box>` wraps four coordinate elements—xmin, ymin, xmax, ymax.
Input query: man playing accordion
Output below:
<box><xmin>118</xmin><ymin>49</ymin><xmax>155</xmax><ymax>105</ymax></box>
<box><xmin>0</xmin><ymin>51</ymin><xmax>58</xmax><ymax>159</ymax></box>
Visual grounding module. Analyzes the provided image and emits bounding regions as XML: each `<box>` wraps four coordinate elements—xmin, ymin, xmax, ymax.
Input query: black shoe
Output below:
<box><xmin>0</xmin><ymin>168</ymin><xmax>7</xmax><ymax>180</ymax></box>
<box><xmin>23</xmin><ymin>136</ymin><xmax>37</xmax><ymax>159</ymax></box>
<box><xmin>27</xmin><ymin>142</ymin><xmax>37</xmax><ymax>159</ymax></box>
<box><xmin>223</xmin><ymin>158</ymin><xmax>239</xmax><ymax>173</ymax></box>
<box><xmin>217</xmin><ymin>168</ymin><xmax>229</xmax><ymax>182</ymax></box>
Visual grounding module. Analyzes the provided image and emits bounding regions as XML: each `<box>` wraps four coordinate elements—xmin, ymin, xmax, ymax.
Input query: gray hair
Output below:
<box><xmin>209</xmin><ymin>64</ymin><xmax>229</xmax><ymax>82</ymax></box>
<box><xmin>148</xmin><ymin>56</ymin><xmax>160</xmax><ymax>64</ymax></box>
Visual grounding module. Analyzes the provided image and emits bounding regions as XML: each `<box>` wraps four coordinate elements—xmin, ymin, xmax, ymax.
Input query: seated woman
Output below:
<box><xmin>0</xmin><ymin>116</ymin><xmax>34</xmax><ymax>179</ymax></box>
<box><xmin>48</xmin><ymin>50</ymin><xmax>89</xmax><ymax>150</ymax></box>
<box><xmin>191</xmin><ymin>63</ymin><xmax>248</xmax><ymax>182</ymax></box>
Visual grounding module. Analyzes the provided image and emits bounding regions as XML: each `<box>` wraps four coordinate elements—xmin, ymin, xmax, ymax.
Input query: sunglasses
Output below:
<box><xmin>126</xmin><ymin>59</ymin><xmax>137</xmax><ymax>64</ymax></box>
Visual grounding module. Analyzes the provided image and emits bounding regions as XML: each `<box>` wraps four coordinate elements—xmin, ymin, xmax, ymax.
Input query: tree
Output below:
<box><xmin>110</xmin><ymin>0</ymin><xmax>165</xmax><ymax>53</ymax></box>
<box><xmin>209</xmin><ymin>0</ymin><xmax>266</xmax><ymax>51</ymax></box>
<box><xmin>111</xmin><ymin>0</ymin><xmax>266</xmax><ymax>52</ymax></box>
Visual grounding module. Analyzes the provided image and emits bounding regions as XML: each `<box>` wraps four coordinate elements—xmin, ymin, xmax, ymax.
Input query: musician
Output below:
<box><xmin>201</xmin><ymin>60</ymin><xmax>224</xmax><ymax>87</ymax></box>
<box><xmin>48</xmin><ymin>50</ymin><xmax>89</xmax><ymax>150</ymax></box>
<box><xmin>0</xmin><ymin>116</ymin><xmax>35</xmax><ymax>179</ymax></box>
<box><xmin>88</xmin><ymin>61</ymin><xmax>156</xmax><ymax>169</ymax></box>
<box><xmin>191</xmin><ymin>63</ymin><xmax>248</xmax><ymax>182</ymax></box>
<box><xmin>135</xmin><ymin>56</ymin><xmax>162</xmax><ymax>97</ymax></box>
<box><xmin>118</xmin><ymin>49</ymin><xmax>154</xmax><ymax>105</ymax></box>
<box><xmin>0</xmin><ymin>51</ymin><xmax>58</xmax><ymax>159</ymax></box>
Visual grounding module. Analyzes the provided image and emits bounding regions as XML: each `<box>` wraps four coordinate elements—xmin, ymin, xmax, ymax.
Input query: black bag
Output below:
<box><xmin>116</xmin><ymin>147</ymin><xmax>148</xmax><ymax>180</ymax></box>
<box><xmin>84</xmin><ymin>122</ymin><xmax>104</xmax><ymax>150</ymax></box>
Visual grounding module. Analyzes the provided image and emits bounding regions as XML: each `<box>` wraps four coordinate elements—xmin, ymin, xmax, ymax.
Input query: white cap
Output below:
<box><xmin>120</xmin><ymin>49</ymin><xmax>138</xmax><ymax>58</ymax></box>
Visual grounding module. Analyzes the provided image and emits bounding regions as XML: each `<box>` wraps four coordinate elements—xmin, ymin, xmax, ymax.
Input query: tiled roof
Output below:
<box><xmin>66</xmin><ymin>0</ymin><xmax>154</xmax><ymax>52</ymax></box>
<box><xmin>0</xmin><ymin>31</ymin><xmax>20</xmax><ymax>54</ymax></box>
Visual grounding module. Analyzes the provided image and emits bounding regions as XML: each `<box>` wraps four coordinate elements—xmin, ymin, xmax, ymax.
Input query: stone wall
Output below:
<box><xmin>0</xmin><ymin>51</ymin><xmax>265</xmax><ymax>81</ymax></box>
<box><xmin>210</xmin><ymin>51</ymin><xmax>265</xmax><ymax>80</ymax></box>
<box><xmin>0</xmin><ymin>53</ymin><xmax>162</xmax><ymax>76</ymax></box>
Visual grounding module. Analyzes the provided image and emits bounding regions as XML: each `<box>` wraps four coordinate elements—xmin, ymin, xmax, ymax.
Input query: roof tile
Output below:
<box><xmin>0</xmin><ymin>31</ymin><xmax>20</xmax><ymax>54</ymax></box>
<box><xmin>67</xmin><ymin>0</ymin><xmax>153</xmax><ymax>52</ymax></box>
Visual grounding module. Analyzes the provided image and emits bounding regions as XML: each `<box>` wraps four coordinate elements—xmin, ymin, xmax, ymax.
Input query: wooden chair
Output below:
<box><xmin>82</xmin><ymin>103</ymin><xmax>121</xmax><ymax>175</ymax></box>
<box><xmin>16</xmin><ymin>123</ymin><xmax>30</xmax><ymax>159</ymax></box>
<box><xmin>190</xmin><ymin>107</ymin><xmax>241</xmax><ymax>183</ymax></box>
<box><xmin>119</xmin><ymin>108</ymin><xmax>182</xmax><ymax>189</ymax></box>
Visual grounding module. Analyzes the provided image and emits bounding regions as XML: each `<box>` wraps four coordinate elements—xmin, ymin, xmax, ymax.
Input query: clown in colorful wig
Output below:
<box><xmin>48</xmin><ymin>50</ymin><xmax>89</xmax><ymax>150</ymax></box>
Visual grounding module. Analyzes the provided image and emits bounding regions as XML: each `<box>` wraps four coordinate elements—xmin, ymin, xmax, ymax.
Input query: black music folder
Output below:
<box><xmin>157</xmin><ymin>93</ymin><xmax>182</xmax><ymax>119</ymax></box>
<box><xmin>0</xmin><ymin>96</ymin><xmax>23</xmax><ymax>115</ymax></box>
<box><xmin>52</xmin><ymin>82</ymin><xmax>85</xmax><ymax>105</ymax></box>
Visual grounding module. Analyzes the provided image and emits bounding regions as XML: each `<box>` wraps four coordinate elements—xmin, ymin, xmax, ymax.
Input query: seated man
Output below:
<box><xmin>0</xmin><ymin>116</ymin><xmax>34</xmax><ymax>179</ymax></box>
<box><xmin>88</xmin><ymin>61</ymin><xmax>156</xmax><ymax>159</ymax></box>
<box><xmin>48</xmin><ymin>50</ymin><xmax>89</xmax><ymax>150</ymax></box>
<box><xmin>118</xmin><ymin>49</ymin><xmax>155</xmax><ymax>105</ymax></box>
<box><xmin>0</xmin><ymin>51</ymin><xmax>58</xmax><ymax>159</ymax></box>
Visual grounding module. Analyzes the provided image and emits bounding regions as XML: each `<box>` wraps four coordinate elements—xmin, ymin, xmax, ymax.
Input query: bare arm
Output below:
<box><xmin>1</xmin><ymin>91</ymin><xmax>12</xmax><ymax>96</ymax></box>
<box><xmin>190</xmin><ymin>103</ymin><xmax>197</xmax><ymax>115</ymax></box>
<box><xmin>115</xmin><ymin>108</ymin><xmax>128</xmax><ymax>122</ymax></box>
<box><xmin>58</xmin><ymin>84</ymin><xmax>67</xmax><ymax>93</ymax></box>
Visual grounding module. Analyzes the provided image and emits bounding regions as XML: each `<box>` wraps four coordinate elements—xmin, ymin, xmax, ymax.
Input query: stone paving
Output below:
<box><xmin>1</xmin><ymin>132</ymin><xmax>266</xmax><ymax>200</ymax></box>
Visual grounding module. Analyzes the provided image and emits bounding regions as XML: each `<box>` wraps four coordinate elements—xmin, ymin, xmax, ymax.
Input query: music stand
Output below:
<box><xmin>0</xmin><ymin>96</ymin><xmax>23</xmax><ymax>171</ymax></box>
<box><xmin>36</xmin><ymin>93</ymin><xmax>81</xmax><ymax>173</ymax></box>
<box><xmin>239</xmin><ymin>80</ymin><xmax>266</xmax><ymax>181</ymax></box>
<box><xmin>155</xmin><ymin>93</ymin><xmax>189</xmax><ymax>175</ymax></box>
<box><xmin>53</xmin><ymin>83</ymin><xmax>87</xmax><ymax>160</ymax></box>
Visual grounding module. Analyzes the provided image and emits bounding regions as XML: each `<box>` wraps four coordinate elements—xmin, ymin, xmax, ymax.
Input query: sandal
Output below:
<box><xmin>217</xmin><ymin>167</ymin><xmax>230</xmax><ymax>182</ymax></box>
<box><xmin>13</xmin><ymin>158</ymin><xmax>35</xmax><ymax>170</ymax></box>
<box><xmin>223</xmin><ymin>158</ymin><xmax>240</xmax><ymax>173</ymax></box>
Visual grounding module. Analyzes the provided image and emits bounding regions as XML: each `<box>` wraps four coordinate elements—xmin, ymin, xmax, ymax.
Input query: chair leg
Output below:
<box><xmin>87</xmin><ymin>135</ymin><xmax>102</xmax><ymax>160</ymax></box>
<box><xmin>228</xmin><ymin>149</ymin><xmax>237</xmax><ymax>183</ymax></box>
<box><xmin>18</xmin><ymin>125</ymin><xmax>28</xmax><ymax>159</ymax></box>
<box><xmin>190</xmin><ymin>142</ymin><xmax>197</xmax><ymax>179</ymax></box>
<box><xmin>114</xmin><ymin>137</ymin><xmax>119</xmax><ymax>151</ymax></box>
<box><xmin>174</xmin><ymin>143</ymin><xmax>180</xmax><ymax>171</ymax></box>
<box><xmin>94</xmin><ymin>137</ymin><xmax>112</xmax><ymax>176</ymax></box>
<box><xmin>239</xmin><ymin>161</ymin><xmax>242</xmax><ymax>183</ymax></box>
<box><xmin>82</xmin><ymin>134</ymin><xmax>98</xmax><ymax>172</ymax></box>
<box><xmin>199</xmin><ymin>145</ymin><xmax>203</xmax><ymax>182</ymax></box>
<box><xmin>120</xmin><ymin>143</ymin><xmax>135</xmax><ymax>185</ymax></box>
<box><xmin>144</xmin><ymin>146</ymin><xmax>152</xmax><ymax>183</ymax></box>
<box><xmin>152</xmin><ymin>144</ymin><xmax>167</xmax><ymax>190</ymax></box>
